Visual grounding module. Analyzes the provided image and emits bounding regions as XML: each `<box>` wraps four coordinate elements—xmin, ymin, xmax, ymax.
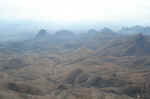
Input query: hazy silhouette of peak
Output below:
<box><xmin>87</xmin><ymin>29</ymin><xmax>98</xmax><ymax>34</ymax></box>
<box><xmin>100</xmin><ymin>27</ymin><xmax>114</xmax><ymax>33</ymax></box>
<box><xmin>36</xmin><ymin>29</ymin><xmax>49</xmax><ymax>38</ymax></box>
<box><xmin>55</xmin><ymin>30</ymin><xmax>74</xmax><ymax>36</ymax></box>
<box><xmin>119</xmin><ymin>25</ymin><xmax>150</xmax><ymax>35</ymax></box>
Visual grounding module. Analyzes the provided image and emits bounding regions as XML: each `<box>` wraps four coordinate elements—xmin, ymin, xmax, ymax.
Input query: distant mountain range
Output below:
<box><xmin>1</xmin><ymin>27</ymin><xmax>150</xmax><ymax>57</ymax></box>
<box><xmin>95</xmin><ymin>34</ymin><xmax>150</xmax><ymax>56</ymax></box>
<box><xmin>0</xmin><ymin>25</ymin><xmax>150</xmax><ymax>42</ymax></box>
<box><xmin>119</xmin><ymin>25</ymin><xmax>150</xmax><ymax>35</ymax></box>
<box><xmin>1</xmin><ymin>25</ymin><xmax>150</xmax><ymax>99</ymax></box>
<box><xmin>33</xmin><ymin>28</ymin><xmax>150</xmax><ymax>57</ymax></box>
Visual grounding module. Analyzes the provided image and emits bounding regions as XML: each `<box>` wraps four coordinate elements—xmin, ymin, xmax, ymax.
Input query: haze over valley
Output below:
<box><xmin>0</xmin><ymin>0</ymin><xmax>150</xmax><ymax>99</ymax></box>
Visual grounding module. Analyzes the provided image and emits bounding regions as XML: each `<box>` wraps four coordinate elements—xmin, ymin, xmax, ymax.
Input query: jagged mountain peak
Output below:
<box><xmin>87</xmin><ymin>29</ymin><xmax>98</xmax><ymax>34</ymax></box>
<box><xmin>36</xmin><ymin>29</ymin><xmax>49</xmax><ymax>38</ymax></box>
<box><xmin>100</xmin><ymin>27</ymin><xmax>114</xmax><ymax>33</ymax></box>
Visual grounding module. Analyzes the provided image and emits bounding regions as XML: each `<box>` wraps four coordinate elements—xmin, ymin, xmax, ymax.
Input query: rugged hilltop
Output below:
<box><xmin>0</xmin><ymin>28</ymin><xmax>150</xmax><ymax>99</ymax></box>
<box><xmin>95</xmin><ymin>34</ymin><xmax>150</xmax><ymax>56</ymax></box>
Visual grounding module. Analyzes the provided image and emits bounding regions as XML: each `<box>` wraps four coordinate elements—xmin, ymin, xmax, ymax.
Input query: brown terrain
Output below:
<box><xmin>0</xmin><ymin>29</ymin><xmax>150</xmax><ymax>99</ymax></box>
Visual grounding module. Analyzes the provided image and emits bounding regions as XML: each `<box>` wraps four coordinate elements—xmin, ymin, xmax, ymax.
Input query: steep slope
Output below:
<box><xmin>96</xmin><ymin>34</ymin><xmax>150</xmax><ymax>56</ymax></box>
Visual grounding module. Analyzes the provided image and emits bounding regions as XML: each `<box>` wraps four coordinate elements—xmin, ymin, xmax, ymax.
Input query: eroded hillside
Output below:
<box><xmin>0</xmin><ymin>30</ymin><xmax>150</xmax><ymax>99</ymax></box>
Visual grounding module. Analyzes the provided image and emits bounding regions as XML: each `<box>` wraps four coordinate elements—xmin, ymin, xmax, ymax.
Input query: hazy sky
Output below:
<box><xmin>0</xmin><ymin>0</ymin><xmax>150</xmax><ymax>23</ymax></box>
